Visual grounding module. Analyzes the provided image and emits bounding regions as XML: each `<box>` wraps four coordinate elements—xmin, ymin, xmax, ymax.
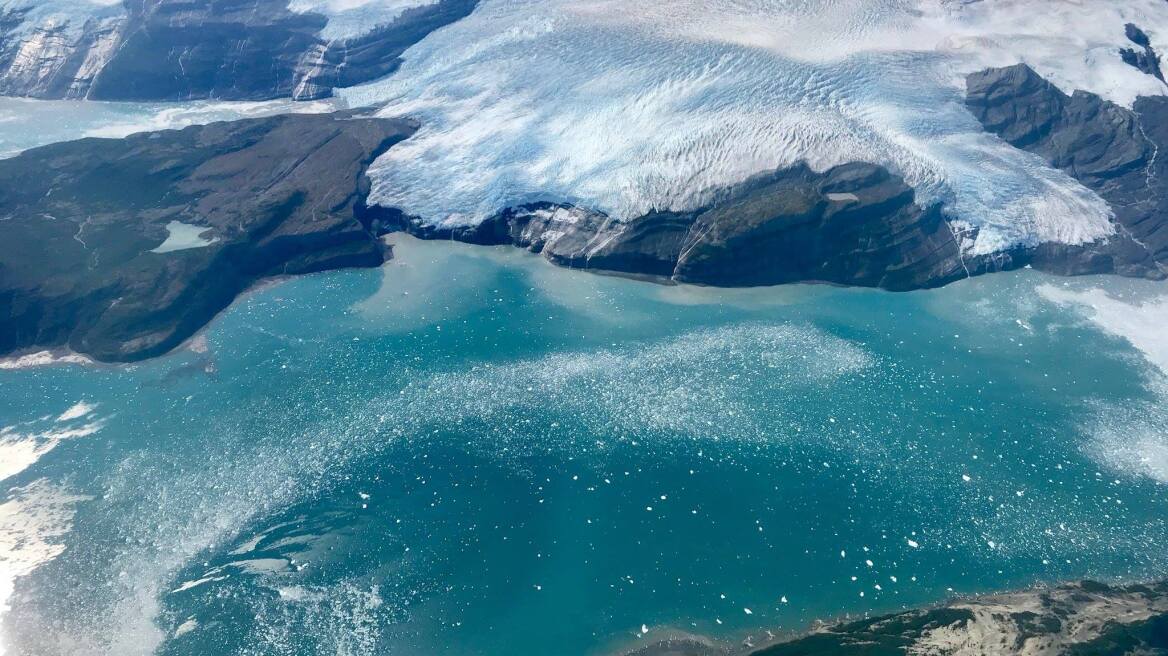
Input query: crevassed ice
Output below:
<box><xmin>344</xmin><ymin>0</ymin><xmax>1168</xmax><ymax>255</ymax></box>
<box><xmin>0</xmin><ymin>0</ymin><xmax>121</xmax><ymax>35</ymax></box>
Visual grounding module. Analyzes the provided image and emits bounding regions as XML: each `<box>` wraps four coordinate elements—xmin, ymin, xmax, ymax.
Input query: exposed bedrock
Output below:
<box><xmin>12</xmin><ymin>61</ymin><xmax>1168</xmax><ymax>362</ymax></box>
<box><xmin>0</xmin><ymin>0</ymin><xmax>477</xmax><ymax>101</ymax></box>
<box><xmin>0</xmin><ymin>112</ymin><xmax>414</xmax><ymax>362</ymax></box>
<box><xmin>1120</xmin><ymin>23</ymin><xmax>1165</xmax><ymax>83</ymax></box>
<box><xmin>628</xmin><ymin>580</ymin><xmax>1168</xmax><ymax>656</ymax></box>
<box><xmin>382</xmin><ymin>162</ymin><xmax>996</xmax><ymax>291</ymax></box>
<box><xmin>966</xmin><ymin>63</ymin><xmax>1168</xmax><ymax>279</ymax></box>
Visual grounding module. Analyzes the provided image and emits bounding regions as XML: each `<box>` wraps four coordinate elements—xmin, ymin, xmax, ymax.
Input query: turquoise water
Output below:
<box><xmin>3</xmin><ymin>236</ymin><xmax>1168</xmax><ymax>656</ymax></box>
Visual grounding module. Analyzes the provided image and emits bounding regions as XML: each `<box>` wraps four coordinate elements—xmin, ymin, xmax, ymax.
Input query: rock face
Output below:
<box><xmin>390</xmin><ymin>163</ymin><xmax>981</xmax><ymax>291</ymax></box>
<box><xmin>756</xmin><ymin>581</ymin><xmax>1168</xmax><ymax>656</ymax></box>
<box><xmin>965</xmin><ymin>63</ymin><xmax>1168</xmax><ymax>279</ymax></box>
<box><xmin>0</xmin><ymin>112</ymin><xmax>414</xmax><ymax>362</ymax></box>
<box><xmin>1121</xmin><ymin>23</ymin><xmax>1164</xmax><ymax>83</ymax></box>
<box><xmin>0</xmin><ymin>0</ymin><xmax>477</xmax><ymax>101</ymax></box>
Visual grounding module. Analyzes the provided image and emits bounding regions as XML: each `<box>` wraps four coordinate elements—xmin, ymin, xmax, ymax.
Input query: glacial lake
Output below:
<box><xmin>3</xmin><ymin>235</ymin><xmax>1167</xmax><ymax>656</ymax></box>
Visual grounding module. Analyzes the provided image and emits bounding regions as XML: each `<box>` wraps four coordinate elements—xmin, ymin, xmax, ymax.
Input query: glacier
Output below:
<box><xmin>343</xmin><ymin>0</ymin><xmax>1168</xmax><ymax>255</ymax></box>
<box><xmin>287</xmin><ymin>0</ymin><xmax>442</xmax><ymax>40</ymax></box>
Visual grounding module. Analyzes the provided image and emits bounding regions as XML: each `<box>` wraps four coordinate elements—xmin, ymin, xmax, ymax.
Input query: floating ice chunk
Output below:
<box><xmin>170</xmin><ymin>574</ymin><xmax>229</xmax><ymax>594</ymax></box>
<box><xmin>173</xmin><ymin>618</ymin><xmax>198</xmax><ymax>637</ymax></box>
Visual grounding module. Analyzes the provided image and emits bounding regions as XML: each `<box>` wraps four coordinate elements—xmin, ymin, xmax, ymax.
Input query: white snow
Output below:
<box><xmin>287</xmin><ymin>0</ymin><xmax>441</xmax><ymax>40</ymax></box>
<box><xmin>340</xmin><ymin>0</ymin><xmax>1168</xmax><ymax>254</ymax></box>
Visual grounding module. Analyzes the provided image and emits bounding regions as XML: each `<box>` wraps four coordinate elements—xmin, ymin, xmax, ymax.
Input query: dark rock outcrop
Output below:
<box><xmin>386</xmin><ymin>163</ymin><xmax>985</xmax><ymax>291</ymax></box>
<box><xmin>966</xmin><ymin>63</ymin><xmax>1168</xmax><ymax>279</ymax></box>
<box><xmin>755</xmin><ymin>581</ymin><xmax>1168</xmax><ymax>656</ymax></box>
<box><xmin>631</xmin><ymin>580</ymin><xmax>1168</xmax><ymax>656</ymax></box>
<box><xmin>1121</xmin><ymin>23</ymin><xmax>1164</xmax><ymax>82</ymax></box>
<box><xmin>0</xmin><ymin>0</ymin><xmax>477</xmax><ymax>101</ymax></box>
<box><xmin>0</xmin><ymin>112</ymin><xmax>414</xmax><ymax>362</ymax></box>
<box><xmin>289</xmin><ymin>0</ymin><xmax>479</xmax><ymax>101</ymax></box>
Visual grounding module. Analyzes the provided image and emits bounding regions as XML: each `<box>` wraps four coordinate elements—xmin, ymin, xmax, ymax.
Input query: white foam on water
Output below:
<box><xmin>0</xmin><ymin>351</ymin><xmax>92</xmax><ymax>370</ymax></box>
<box><xmin>389</xmin><ymin>323</ymin><xmax>875</xmax><ymax>449</ymax></box>
<box><xmin>0</xmin><ymin>405</ymin><xmax>103</xmax><ymax>483</ymax></box>
<box><xmin>1038</xmin><ymin>282</ymin><xmax>1168</xmax><ymax>483</ymax></box>
<box><xmin>55</xmin><ymin>402</ymin><xmax>95</xmax><ymax>423</ymax></box>
<box><xmin>1088</xmin><ymin>408</ymin><xmax>1168</xmax><ymax>484</ymax></box>
<box><xmin>0</xmin><ymin>404</ymin><xmax>102</xmax><ymax>656</ymax></box>
<box><xmin>0</xmin><ymin>480</ymin><xmax>91</xmax><ymax>656</ymax></box>
<box><xmin>15</xmin><ymin>319</ymin><xmax>874</xmax><ymax>653</ymax></box>
<box><xmin>1038</xmin><ymin>284</ymin><xmax>1168</xmax><ymax>376</ymax></box>
<box><xmin>249</xmin><ymin>582</ymin><xmax>385</xmax><ymax>654</ymax></box>
<box><xmin>345</xmin><ymin>0</ymin><xmax>1168</xmax><ymax>253</ymax></box>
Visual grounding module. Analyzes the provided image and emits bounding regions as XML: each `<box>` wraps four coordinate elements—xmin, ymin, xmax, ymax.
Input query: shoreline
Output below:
<box><xmin>612</xmin><ymin>578</ymin><xmax>1168</xmax><ymax>656</ymax></box>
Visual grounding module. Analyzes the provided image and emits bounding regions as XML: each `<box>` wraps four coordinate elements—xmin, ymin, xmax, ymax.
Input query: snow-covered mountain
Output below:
<box><xmin>0</xmin><ymin>0</ymin><xmax>475</xmax><ymax>100</ymax></box>
<box><xmin>341</xmin><ymin>0</ymin><xmax>1168</xmax><ymax>258</ymax></box>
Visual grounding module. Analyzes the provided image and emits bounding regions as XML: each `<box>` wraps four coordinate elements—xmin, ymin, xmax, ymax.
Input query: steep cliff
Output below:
<box><xmin>0</xmin><ymin>0</ymin><xmax>477</xmax><ymax>101</ymax></box>
<box><xmin>388</xmin><ymin>163</ymin><xmax>989</xmax><ymax>291</ymax></box>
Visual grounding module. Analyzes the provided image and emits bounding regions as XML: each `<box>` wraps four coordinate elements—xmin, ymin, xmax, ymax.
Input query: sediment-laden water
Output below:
<box><xmin>3</xmin><ymin>236</ymin><xmax>1167</xmax><ymax>655</ymax></box>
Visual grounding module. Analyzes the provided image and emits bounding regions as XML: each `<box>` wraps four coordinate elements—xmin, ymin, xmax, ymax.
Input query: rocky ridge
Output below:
<box><xmin>965</xmin><ymin>63</ymin><xmax>1168</xmax><ymax>279</ymax></box>
<box><xmin>0</xmin><ymin>111</ymin><xmax>414</xmax><ymax>362</ymax></box>
<box><xmin>627</xmin><ymin>581</ymin><xmax>1168</xmax><ymax>656</ymax></box>
<box><xmin>0</xmin><ymin>0</ymin><xmax>477</xmax><ymax>101</ymax></box>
